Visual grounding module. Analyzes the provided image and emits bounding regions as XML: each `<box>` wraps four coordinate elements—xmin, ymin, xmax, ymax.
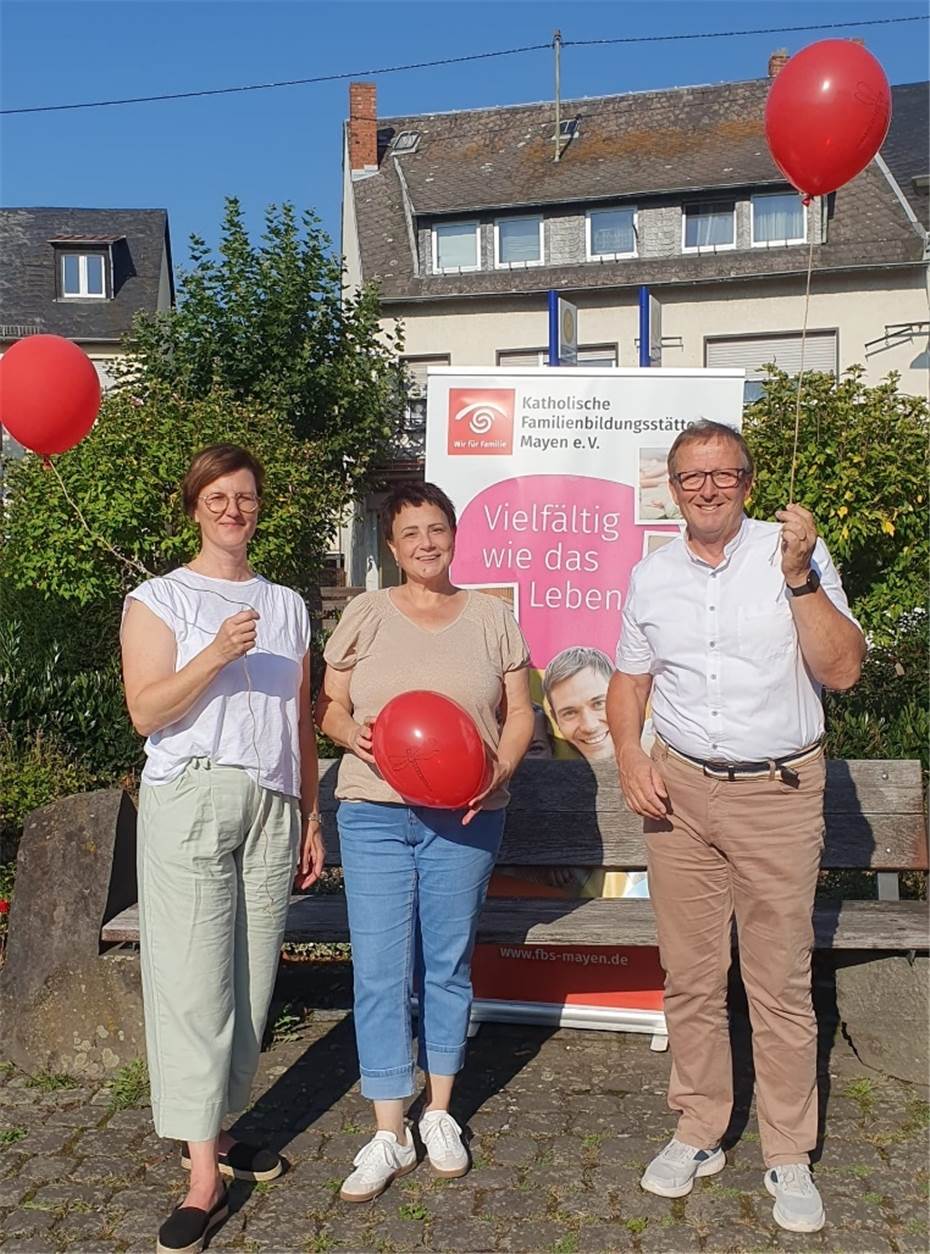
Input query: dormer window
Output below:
<box><xmin>682</xmin><ymin>201</ymin><xmax>736</xmax><ymax>252</ymax></box>
<box><xmin>494</xmin><ymin>215</ymin><xmax>544</xmax><ymax>268</ymax></box>
<box><xmin>432</xmin><ymin>221</ymin><xmax>480</xmax><ymax>273</ymax></box>
<box><xmin>51</xmin><ymin>234</ymin><xmax>121</xmax><ymax>299</ymax></box>
<box><xmin>751</xmin><ymin>192</ymin><xmax>806</xmax><ymax>246</ymax></box>
<box><xmin>60</xmin><ymin>251</ymin><xmax>107</xmax><ymax>298</ymax></box>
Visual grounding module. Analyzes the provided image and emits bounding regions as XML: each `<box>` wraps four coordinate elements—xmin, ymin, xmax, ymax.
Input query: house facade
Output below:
<box><xmin>339</xmin><ymin>56</ymin><xmax>929</xmax><ymax>589</ymax></box>
<box><xmin>0</xmin><ymin>207</ymin><xmax>174</xmax><ymax>456</ymax></box>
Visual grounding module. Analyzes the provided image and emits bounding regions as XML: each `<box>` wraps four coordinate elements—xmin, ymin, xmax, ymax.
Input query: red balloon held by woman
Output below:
<box><xmin>765</xmin><ymin>40</ymin><xmax>892</xmax><ymax>200</ymax></box>
<box><xmin>0</xmin><ymin>334</ymin><xmax>101</xmax><ymax>456</ymax></box>
<box><xmin>372</xmin><ymin>690</ymin><xmax>492</xmax><ymax>809</ymax></box>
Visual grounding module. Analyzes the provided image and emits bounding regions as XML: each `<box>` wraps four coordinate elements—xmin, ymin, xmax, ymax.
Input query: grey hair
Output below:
<box><xmin>667</xmin><ymin>420</ymin><xmax>754</xmax><ymax>477</ymax></box>
<box><xmin>543</xmin><ymin>646</ymin><xmax>615</xmax><ymax>706</ymax></box>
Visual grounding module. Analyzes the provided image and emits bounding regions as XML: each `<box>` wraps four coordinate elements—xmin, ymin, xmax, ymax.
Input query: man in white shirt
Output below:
<box><xmin>607</xmin><ymin>420</ymin><xmax>865</xmax><ymax>1234</ymax></box>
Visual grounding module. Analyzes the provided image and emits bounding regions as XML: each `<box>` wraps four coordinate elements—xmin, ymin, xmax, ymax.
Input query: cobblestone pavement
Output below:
<box><xmin>1</xmin><ymin>1007</ymin><xmax>927</xmax><ymax>1254</ymax></box>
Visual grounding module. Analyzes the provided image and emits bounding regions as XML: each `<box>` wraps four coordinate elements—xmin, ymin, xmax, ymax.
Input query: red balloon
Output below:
<box><xmin>372</xmin><ymin>690</ymin><xmax>491</xmax><ymax>809</ymax></box>
<box><xmin>0</xmin><ymin>334</ymin><xmax>101</xmax><ymax>456</ymax></box>
<box><xmin>765</xmin><ymin>40</ymin><xmax>892</xmax><ymax>199</ymax></box>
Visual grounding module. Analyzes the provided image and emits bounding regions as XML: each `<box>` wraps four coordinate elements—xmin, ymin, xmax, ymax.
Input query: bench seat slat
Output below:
<box><xmin>101</xmin><ymin>895</ymin><xmax>929</xmax><ymax>953</ymax></box>
<box><xmin>314</xmin><ymin>761</ymin><xmax>929</xmax><ymax>873</ymax></box>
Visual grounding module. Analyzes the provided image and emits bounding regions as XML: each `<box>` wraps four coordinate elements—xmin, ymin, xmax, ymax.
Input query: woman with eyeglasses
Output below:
<box><xmin>120</xmin><ymin>443</ymin><xmax>324</xmax><ymax>1254</ymax></box>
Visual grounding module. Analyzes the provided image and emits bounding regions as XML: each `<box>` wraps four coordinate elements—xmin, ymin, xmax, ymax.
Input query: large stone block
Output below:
<box><xmin>0</xmin><ymin>789</ymin><xmax>145</xmax><ymax>1077</ymax></box>
<box><xmin>834</xmin><ymin>951</ymin><xmax>929</xmax><ymax>1086</ymax></box>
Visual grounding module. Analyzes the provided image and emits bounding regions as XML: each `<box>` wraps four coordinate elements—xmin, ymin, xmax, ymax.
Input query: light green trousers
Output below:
<box><xmin>137</xmin><ymin>759</ymin><xmax>300</xmax><ymax>1141</ymax></box>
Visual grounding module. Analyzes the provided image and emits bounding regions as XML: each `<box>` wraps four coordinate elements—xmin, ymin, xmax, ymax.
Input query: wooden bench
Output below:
<box><xmin>103</xmin><ymin>757</ymin><xmax>928</xmax><ymax>956</ymax></box>
<box><xmin>4</xmin><ymin>758</ymin><xmax>926</xmax><ymax>1080</ymax></box>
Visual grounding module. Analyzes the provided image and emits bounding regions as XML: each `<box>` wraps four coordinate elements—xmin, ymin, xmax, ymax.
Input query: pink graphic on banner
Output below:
<box><xmin>454</xmin><ymin>475</ymin><xmax>671</xmax><ymax>667</ymax></box>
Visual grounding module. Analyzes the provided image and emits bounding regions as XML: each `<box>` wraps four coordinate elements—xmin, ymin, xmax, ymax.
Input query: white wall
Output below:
<box><xmin>381</xmin><ymin>267</ymin><xmax>930</xmax><ymax>397</ymax></box>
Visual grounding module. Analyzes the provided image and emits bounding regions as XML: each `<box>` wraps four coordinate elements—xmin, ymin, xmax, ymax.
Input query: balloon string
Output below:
<box><xmin>788</xmin><ymin>225</ymin><xmax>817</xmax><ymax>505</ymax></box>
<box><xmin>44</xmin><ymin>456</ymin><xmax>156</xmax><ymax>581</ymax></box>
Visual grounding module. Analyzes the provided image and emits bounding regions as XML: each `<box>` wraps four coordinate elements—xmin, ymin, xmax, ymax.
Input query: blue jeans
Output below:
<box><xmin>337</xmin><ymin>801</ymin><xmax>505</xmax><ymax>1100</ymax></box>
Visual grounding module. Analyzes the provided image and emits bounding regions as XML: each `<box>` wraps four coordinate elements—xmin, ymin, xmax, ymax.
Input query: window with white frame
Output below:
<box><xmin>431</xmin><ymin>221</ymin><xmax>480</xmax><ymax>273</ymax></box>
<box><xmin>586</xmin><ymin>207</ymin><xmax>636</xmax><ymax>260</ymax></box>
<box><xmin>59</xmin><ymin>251</ymin><xmax>108</xmax><ymax>298</ymax></box>
<box><xmin>682</xmin><ymin>201</ymin><xmax>735</xmax><ymax>252</ymax></box>
<box><xmin>751</xmin><ymin>192</ymin><xmax>806</xmax><ymax>246</ymax></box>
<box><xmin>497</xmin><ymin>344</ymin><xmax>619</xmax><ymax>368</ymax></box>
<box><xmin>494</xmin><ymin>215</ymin><xmax>544</xmax><ymax>267</ymax></box>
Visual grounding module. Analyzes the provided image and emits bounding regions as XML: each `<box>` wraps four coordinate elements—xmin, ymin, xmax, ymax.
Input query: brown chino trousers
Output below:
<box><xmin>646</xmin><ymin>738</ymin><xmax>826</xmax><ymax>1167</ymax></box>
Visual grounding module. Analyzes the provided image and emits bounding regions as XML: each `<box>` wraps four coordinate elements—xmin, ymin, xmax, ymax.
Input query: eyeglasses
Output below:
<box><xmin>200</xmin><ymin>492</ymin><xmax>261</xmax><ymax>515</ymax></box>
<box><xmin>672</xmin><ymin>468</ymin><xmax>748</xmax><ymax>492</ymax></box>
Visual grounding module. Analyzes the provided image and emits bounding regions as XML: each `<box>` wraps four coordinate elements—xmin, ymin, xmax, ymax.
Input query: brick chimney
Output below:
<box><xmin>768</xmin><ymin>48</ymin><xmax>790</xmax><ymax>77</ymax></box>
<box><xmin>348</xmin><ymin>82</ymin><xmax>378</xmax><ymax>180</ymax></box>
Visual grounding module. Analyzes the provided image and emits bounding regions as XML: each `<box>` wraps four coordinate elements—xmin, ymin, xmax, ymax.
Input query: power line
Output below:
<box><xmin>2</xmin><ymin>14</ymin><xmax>926</xmax><ymax>117</ymax></box>
<box><xmin>565</xmin><ymin>14</ymin><xmax>930</xmax><ymax>48</ymax></box>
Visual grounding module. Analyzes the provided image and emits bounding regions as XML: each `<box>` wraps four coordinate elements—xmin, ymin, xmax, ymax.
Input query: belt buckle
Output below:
<box><xmin>702</xmin><ymin>761</ymin><xmax>731</xmax><ymax>780</ymax></box>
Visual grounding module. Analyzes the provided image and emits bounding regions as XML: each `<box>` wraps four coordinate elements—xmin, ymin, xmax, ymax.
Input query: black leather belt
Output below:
<box><xmin>661</xmin><ymin>738</ymin><xmax>823</xmax><ymax>786</ymax></box>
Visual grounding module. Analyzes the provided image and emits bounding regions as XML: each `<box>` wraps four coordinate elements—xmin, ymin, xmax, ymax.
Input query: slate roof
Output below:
<box><xmin>350</xmin><ymin>77</ymin><xmax>928</xmax><ymax>302</ymax></box>
<box><xmin>0</xmin><ymin>207</ymin><xmax>173</xmax><ymax>341</ymax></box>
<box><xmin>882</xmin><ymin>82</ymin><xmax>929</xmax><ymax>228</ymax></box>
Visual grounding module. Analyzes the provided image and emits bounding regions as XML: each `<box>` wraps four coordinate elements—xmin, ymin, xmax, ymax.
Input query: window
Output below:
<box><xmin>751</xmin><ymin>192</ymin><xmax>806</xmax><ymax>246</ymax></box>
<box><xmin>401</xmin><ymin>355</ymin><xmax>450</xmax><ymax>431</ymax></box>
<box><xmin>60</xmin><ymin>252</ymin><xmax>108</xmax><ymax>298</ymax></box>
<box><xmin>705</xmin><ymin>331</ymin><xmax>837</xmax><ymax>403</ymax></box>
<box><xmin>682</xmin><ymin>202</ymin><xmax>735</xmax><ymax>252</ymax></box>
<box><xmin>494</xmin><ymin>216</ymin><xmax>544</xmax><ymax>267</ymax></box>
<box><xmin>497</xmin><ymin>344</ymin><xmax>619</xmax><ymax>368</ymax></box>
<box><xmin>391</xmin><ymin>131</ymin><xmax>420</xmax><ymax>155</ymax></box>
<box><xmin>431</xmin><ymin>221</ymin><xmax>480</xmax><ymax>273</ymax></box>
<box><xmin>586</xmin><ymin>207</ymin><xmax>636</xmax><ymax>260</ymax></box>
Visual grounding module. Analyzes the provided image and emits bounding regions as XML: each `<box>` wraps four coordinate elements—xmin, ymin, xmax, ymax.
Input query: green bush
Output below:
<box><xmin>744</xmin><ymin>366</ymin><xmax>928</xmax><ymax>640</ymax></box>
<box><xmin>0</xmin><ymin>616</ymin><xmax>141</xmax><ymax>780</ymax></box>
<box><xmin>824</xmin><ymin>610</ymin><xmax>928</xmax><ymax>771</ymax></box>
<box><xmin>0</xmin><ymin>733</ymin><xmax>98</xmax><ymax>856</ymax></box>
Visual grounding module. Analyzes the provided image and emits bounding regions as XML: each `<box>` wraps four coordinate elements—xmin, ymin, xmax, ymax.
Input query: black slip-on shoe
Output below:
<box><xmin>180</xmin><ymin>1141</ymin><xmax>284</xmax><ymax>1182</ymax></box>
<box><xmin>156</xmin><ymin>1188</ymin><xmax>228</xmax><ymax>1254</ymax></box>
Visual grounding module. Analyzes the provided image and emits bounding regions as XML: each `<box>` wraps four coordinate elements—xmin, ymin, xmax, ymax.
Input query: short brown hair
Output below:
<box><xmin>181</xmin><ymin>444</ymin><xmax>265</xmax><ymax>517</ymax></box>
<box><xmin>667</xmin><ymin>420</ymin><xmax>754</xmax><ymax>478</ymax></box>
<box><xmin>381</xmin><ymin>481</ymin><xmax>457</xmax><ymax>540</ymax></box>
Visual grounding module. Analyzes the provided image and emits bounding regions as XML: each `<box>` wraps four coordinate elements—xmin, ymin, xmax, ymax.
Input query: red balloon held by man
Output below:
<box><xmin>765</xmin><ymin>40</ymin><xmax>892</xmax><ymax>200</ymax></box>
<box><xmin>372</xmin><ymin>690</ymin><xmax>491</xmax><ymax>809</ymax></box>
<box><xmin>0</xmin><ymin>334</ymin><xmax>101</xmax><ymax>457</ymax></box>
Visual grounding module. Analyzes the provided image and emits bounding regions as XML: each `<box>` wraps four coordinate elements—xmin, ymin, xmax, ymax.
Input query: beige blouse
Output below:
<box><xmin>323</xmin><ymin>589</ymin><xmax>530</xmax><ymax>808</ymax></box>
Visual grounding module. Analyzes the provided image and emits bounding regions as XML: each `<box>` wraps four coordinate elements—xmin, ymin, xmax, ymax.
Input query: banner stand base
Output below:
<box><xmin>467</xmin><ymin>998</ymin><xmax>668</xmax><ymax>1048</ymax></box>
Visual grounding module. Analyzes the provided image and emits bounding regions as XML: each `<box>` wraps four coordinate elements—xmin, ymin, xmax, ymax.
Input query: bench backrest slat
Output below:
<box><xmin>317</xmin><ymin>758</ymin><xmax>928</xmax><ymax>873</ymax></box>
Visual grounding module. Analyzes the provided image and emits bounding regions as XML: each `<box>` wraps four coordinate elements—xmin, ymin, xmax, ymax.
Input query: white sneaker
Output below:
<box><xmin>418</xmin><ymin>1110</ymin><xmax>470</xmax><ymax>1178</ymax></box>
<box><xmin>765</xmin><ymin>1163</ymin><xmax>826</xmax><ymax>1233</ymax></box>
<box><xmin>640</xmin><ymin>1138</ymin><xmax>726</xmax><ymax>1197</ymax></box>
<box><xmin>339</xmin><ymin>1127</ymin><xmax>417</xmax><ymax>1202</ymax></box>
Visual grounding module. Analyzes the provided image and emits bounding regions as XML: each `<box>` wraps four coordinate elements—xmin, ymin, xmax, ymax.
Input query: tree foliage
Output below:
<box><xmin>1</xmin><ymin>386</ymin><xmax>338</xmax><ymax>606</ymax></box>
<box><xmin>743</xmin><ymin>366</ymin><xmax>928</xmax><ymax>638</ymax></box>
<box><xmin>120</xmin><ymin>197</ymin><xmax>405</xmax><ymax>491</ymax></box>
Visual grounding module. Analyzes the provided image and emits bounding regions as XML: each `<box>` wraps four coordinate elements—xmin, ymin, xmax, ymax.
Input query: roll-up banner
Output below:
<box><xmin>426</xmin><ymin>367</ymin><xmax>744</xmax><ymax>1037</ymax></box>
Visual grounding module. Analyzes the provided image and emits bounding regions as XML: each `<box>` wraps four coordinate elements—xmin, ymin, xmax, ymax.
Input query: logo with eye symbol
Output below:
<box><xmin>447</xmin><ymin>389</ymin><xmax>514</xmax><ymax>455</ymax></box>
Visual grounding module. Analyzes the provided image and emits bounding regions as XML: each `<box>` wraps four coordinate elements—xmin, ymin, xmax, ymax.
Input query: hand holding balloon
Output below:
<box><xmin>349</xmin><ymin>718</ymin><xmax>376</xmax><ymax>765</ymax></box>
<box><xmin>462</xmin><ymin>750</ymin><xmax>511</xmax><ymax>827</ymax></box>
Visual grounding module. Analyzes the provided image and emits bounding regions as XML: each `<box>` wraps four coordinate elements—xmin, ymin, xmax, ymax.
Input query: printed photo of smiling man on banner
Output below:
<box><xmin>425</xmin><ymin>364</ymin><xmax>743</xmax><ymax>1033</ymax></box>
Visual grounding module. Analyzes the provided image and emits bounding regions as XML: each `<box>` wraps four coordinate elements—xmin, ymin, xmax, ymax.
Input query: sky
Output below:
<box><xmin>1</xmin><ymin>0</ymin><xmax>928</xmax><ymax>272</ymax></box>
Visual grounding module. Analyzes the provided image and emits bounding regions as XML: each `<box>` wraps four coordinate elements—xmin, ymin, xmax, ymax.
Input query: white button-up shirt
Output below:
<box><xmin>616</xmin><ymin>516</ymin><xmax>859</xmax><ymax>761</ymax></box>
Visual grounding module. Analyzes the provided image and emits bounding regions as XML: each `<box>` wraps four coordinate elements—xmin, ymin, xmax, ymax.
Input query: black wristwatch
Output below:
<box><xmin>786</xmin><ymin>568</ymin><xmax>821</xmax><ymax>598</ymax></box>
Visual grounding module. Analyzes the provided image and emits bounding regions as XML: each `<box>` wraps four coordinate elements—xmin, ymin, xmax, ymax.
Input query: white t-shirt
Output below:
<box><xmin>124</xmin><ymin>568</ymin><xmax>311</xmax><ymax>798</ymax></box>
<box><xmin>616</xmin><ymin>516</ymin><xmax>861</xmax><ymax>761</ymax></box>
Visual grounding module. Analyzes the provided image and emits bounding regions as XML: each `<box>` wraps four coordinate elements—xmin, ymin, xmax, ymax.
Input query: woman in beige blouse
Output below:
<box><xmin>317</xmin><ymin>481</ymin><xmax>533</xmax><ymax>1203</ymax></box>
